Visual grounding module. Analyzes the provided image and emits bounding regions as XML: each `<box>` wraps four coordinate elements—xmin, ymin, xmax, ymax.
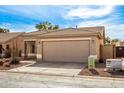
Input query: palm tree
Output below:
<box><xmin>0</xmin><ymin>27</ymin><xmax>9</xmax><ymax>33</ymax></box>
<box><xmin>35</xmin><ymin>21</ymin><xmax>59</xmax><ymax>31</ymax></box>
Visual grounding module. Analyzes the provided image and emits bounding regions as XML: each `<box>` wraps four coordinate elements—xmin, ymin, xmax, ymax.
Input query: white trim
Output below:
<box><xmin>27</xmin><ymin>53</ymin><xmax>36</xmax><ymax>56</ymax></box>
<box><xmin>24</xmin><ymin>39</ymin><xmax>37</xmax><ymax>41</ymax></box>
<box><xmin>40</xmin><ymin>38</ymin><xmax>92</xmax><ymax>41</ymax></box>
<box><xmin>21</xmin><ymin>53</ymin><xmax>36</xmax><ymax>57</ymax></box>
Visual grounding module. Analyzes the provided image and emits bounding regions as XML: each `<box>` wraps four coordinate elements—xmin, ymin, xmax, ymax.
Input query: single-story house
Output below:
<box><xmin>22</xmin><ymin>26</ymin><xmax>105</xmax><ymax>63</ymax></box>
<box><xmin>0</xmin><ymin>32</ymin><xmax>24</xmax><ymax>57</ymax></box>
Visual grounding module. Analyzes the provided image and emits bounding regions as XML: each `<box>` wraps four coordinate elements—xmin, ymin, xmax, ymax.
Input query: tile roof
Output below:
<box><xmin>23</xmin><ymin>26</ymin><xmax>105</xmax><ymax>39</ymax></box>
<box><xmin>77</xmin><ymin>26</ymin><xmax>105</xmax><ymax>36</ymax></box>
<box><xmin>37</xmin><ymin>28</ymin><xmax>98</xmax><ymax>37</ymax></box>
<box><xmin>24</xmin><ymin>26</ymin><xmax>105</xmax><ymax>36</ymax></box>
<box><xmin>23</xmin><ymin>30</ymin><xmax>47</xmax><ymax>36</ymax></box>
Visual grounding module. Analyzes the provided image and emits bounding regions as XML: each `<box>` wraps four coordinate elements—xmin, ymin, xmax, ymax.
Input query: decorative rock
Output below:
<box><xmin>3</xmin><ymin>62</ymin><xmax>10</xmax><ymax>67</ymax></box>
<box><xmin>104</xmin><ymin>68</ymin><xmax>107</xmax><ymax>72</ymax></box>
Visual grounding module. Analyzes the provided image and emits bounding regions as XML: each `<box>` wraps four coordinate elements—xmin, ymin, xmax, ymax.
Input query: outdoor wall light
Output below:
<box><xmin>119</xmin><ymin>47</ymin><xmax>122</xmax><ymax>50</ymax></box>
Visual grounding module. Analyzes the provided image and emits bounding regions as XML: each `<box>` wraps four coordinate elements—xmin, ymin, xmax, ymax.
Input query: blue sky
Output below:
<box><xmin>0</xmin><ymin>5</ymin><xmax>124</xmax><ymax>39</ymax></box>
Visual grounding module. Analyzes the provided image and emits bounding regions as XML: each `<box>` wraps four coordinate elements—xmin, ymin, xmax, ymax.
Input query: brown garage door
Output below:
<box><xmin>42</xmin><ymin>40</ymin><xmax>90</xmax><ymax>62</ymax></box>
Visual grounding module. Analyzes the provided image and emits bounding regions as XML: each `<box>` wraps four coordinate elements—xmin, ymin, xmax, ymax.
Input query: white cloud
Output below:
<box><xmin>0</xmin><ymin>6</ymin><xmax>53</xmax><ymax>20</ymax></box>
<box><xmin>77</xmin><ymin>18</ymin><xmax>124</xmax><ymax>40</ymax></box>
<box><xmin>10</xmin><ymin>25</ymin><xmax>36</xmax><ymax>32</ymax></box>
<box><xmin>0</xmin><ymin>22</ymin><xmax>36</xmax><ymax>32</ymax></box>
<box><xmin>0</xmin><ymin>23</ymin><xmax>12</xmax><ymax>28</ymax></box>
<box><xmin>78</xmin><ymin>17</ymin><xmax>112</xmax><ymax>27</ymax></box>
<box><xmin>0</xmin><ymin>5</ymin><xmax>123</xmax><ymax>39</ymax></box>
<box><xmin>63</xmin><ymin>5</ymin><xmax>124</xmax><ymax>39</ymax></box>
<box><xmin>64</xmin><ymin>6</ymin><xmax>114</xmax><ymax>19</ymax></box>
<box><xmin>106</xmin><ymin>24</ymin><xmax>124</xmax><ymax>39</ymax></box>
<box><xmin>78</xmin><ymin>20</ymin><xmax>102</xmax><ymax>27</ymax></box>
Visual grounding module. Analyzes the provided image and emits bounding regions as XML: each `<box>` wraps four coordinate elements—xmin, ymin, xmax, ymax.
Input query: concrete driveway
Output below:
<box><xmin>9</xmin><ymin>61</ymin><xmax>86</xmax><ymax>76</ymax></box>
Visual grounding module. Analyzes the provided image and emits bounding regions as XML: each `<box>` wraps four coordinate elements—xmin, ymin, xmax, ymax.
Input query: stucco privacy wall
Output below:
<box><xmin>101</xmin><ymin>45</ymin><xmax>115</xmax><ymax>60</ymax></box>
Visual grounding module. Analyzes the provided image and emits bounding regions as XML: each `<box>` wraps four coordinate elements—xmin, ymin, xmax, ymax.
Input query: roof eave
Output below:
<box><xmin>36</xmin><ymin>33</ymin><xmax>102</xmax><ymax>39</ymax></box>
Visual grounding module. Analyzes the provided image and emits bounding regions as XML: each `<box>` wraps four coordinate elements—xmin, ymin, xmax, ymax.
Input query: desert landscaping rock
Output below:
<box><xmin>79</xmin><ymin>63</ymin><xmax>124</xmax><ymax>78</ymax></box>
<box><xmin>3</xmin><ymin>63</ymin><xmax>10</xmax><ymax>67</ymax></box>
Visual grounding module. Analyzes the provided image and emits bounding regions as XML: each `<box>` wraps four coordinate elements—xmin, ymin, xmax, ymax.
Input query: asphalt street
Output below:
<box><xmin>0</xmin><ymin>72</ymin><xmax>124</xmax><ymax>88</ymax></box>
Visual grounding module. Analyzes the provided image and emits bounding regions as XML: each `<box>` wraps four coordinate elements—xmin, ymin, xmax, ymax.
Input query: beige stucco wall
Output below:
<box><xmin>22</xmin><ymin>35</ymin><xmax>104</xmax><ymax>62</ymax></box>
<box><xmin>95</xmin><ymin>37</ymin><xmax>101</xmax><ymax>60</ymax></box>
<box><xmin>101</xmin><ymin>45</ymin><xmax>115</xmax><ymax>60</ymax></box>
<box><xmin>2</xmin><ymin>35</ymin><xmax>23</xmax><ymax>57</ymax></box>
<box><xmin>88</xmin><ymin>36</ymin><xmax>103</xmax><ymax>61</ymax></box>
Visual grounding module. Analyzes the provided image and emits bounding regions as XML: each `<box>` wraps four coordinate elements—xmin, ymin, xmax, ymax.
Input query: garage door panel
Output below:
<box><xmin>43</xmin><ymin>40</ymin><xmax>90</xmax><ymax>62</ymax></box>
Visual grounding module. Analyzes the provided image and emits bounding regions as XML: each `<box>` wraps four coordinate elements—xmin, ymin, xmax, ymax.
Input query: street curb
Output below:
<box><xmin>0</xmin><ymin>70</ymin><xmax>75</xmax><ymax>77</ymax></box>
<box><xmin>0</xmin><ymin>70</ymin><xmax>124</xmax><ymax>81</ymax></box>
<box><xmin>76</xmin><ymin>75</ymin><xmax>124</xmax><ymax>81</ymax></box>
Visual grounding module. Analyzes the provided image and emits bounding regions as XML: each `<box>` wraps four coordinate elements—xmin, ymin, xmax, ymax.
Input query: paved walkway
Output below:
<box><xmin>8</xmin><ymin>61</ymin><xmax>86</xmax><ymax>77</ymax></box>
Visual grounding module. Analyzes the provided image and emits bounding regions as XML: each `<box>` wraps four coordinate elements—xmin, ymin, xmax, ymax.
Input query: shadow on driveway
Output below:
<box><xmin>28</xmin><ymin>61</ymin><xmax>86</xmax><ymax>69</ymax></box>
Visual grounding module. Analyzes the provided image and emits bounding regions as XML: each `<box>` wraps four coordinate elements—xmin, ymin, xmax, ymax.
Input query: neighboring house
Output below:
<box><xmin>22</xmin><ymin>26</ymin><xmax>105</xmax><ymax>63</ymax></box>
<box><xmin>115</xmin><ymin>41</ymin><xmax>124</xmax><ymax>46</ymax></box>
<box><xmin>0</xmin><ymin>32</ymin><xmax>24</xmax><ymax>57</ymax></box>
